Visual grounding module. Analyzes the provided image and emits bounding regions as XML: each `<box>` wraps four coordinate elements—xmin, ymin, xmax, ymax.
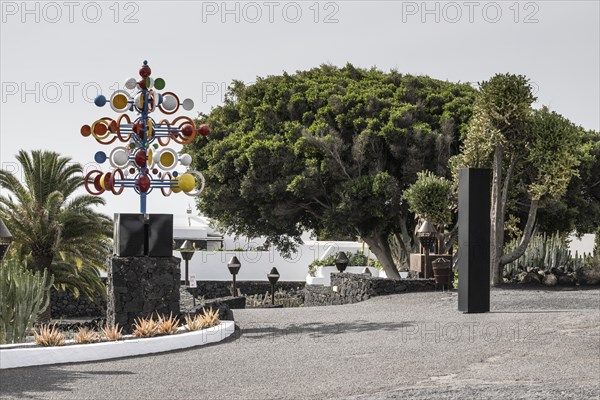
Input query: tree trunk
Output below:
<box><xmin>490</xmin><ymin>146</ymin><xmax>504</xmax><ymax>286</ymax></box>
<box><xmin>499</xmin><ymin>199</ymin><xmax>539</xmax><ymax>269</ymax></box>
<box><xmin>399</xmin><ymin>217</ymin><xmax>416</xmax><ymax>253</ymax></box>
<box><xmin>32</xmin><ymin>253</ymin><xmax>53</xmax><ymax>324</ymax></box>
<box><xmin>390</xmin><ymin>232</ymin><xmax>409</xmax><ymax>269</ymax></box>
<box><xmin>444</xmin><ymin>224</ymin><xmax>458</xmax><ymax>254</ymax></box>
<box><xmin>363</xmin><ymin>234</ymin><xmax>401</xmax><ymax>280</ymax></box>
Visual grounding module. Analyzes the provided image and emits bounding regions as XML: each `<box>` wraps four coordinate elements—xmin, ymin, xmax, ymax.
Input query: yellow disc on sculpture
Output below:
<box><xmin>147</xmin><ymin>149</ymin><xmax>154</xmax><ymax>167</ymax></box>
<box><xmin>178</xmin><ymin>173</ymin><xmax>195</xmax><ymax>192</ymax></box>
<box><xmin>110</xmin><ymin>90</ymin><xmax>131</xmax><ymax>113</ymax></box>
<box><xmin>113</xmin><ymin>94</ymin><xmax>128</xmax><ymax>109</ymax></box>
<box><xmin>172</xmin><ymin>178</ymin><xmax>182</xmax><ymax>193</ymax></box>
<box><xmin>156</xmin><ymin>148</ymin><xmax>178</xmax><ymax>171</ymax></box>
<box><xmin>134</xmin><ymin>93</ymin><xmax>144</xmax><ymax>109</ymax></box>
<box><xmin>147</xmin><ymin>122</ymin><xmax>153</xmax><ymax>138</ymax></box>
<box><xmin>99</xmin><ymin>173</ymin><xmax>107</xmax><ymax>190</ymax></box>
<box><xmin>160</xmin><ymin>151</ymin><xmax>175</xmax><ymax>168</ymax></box>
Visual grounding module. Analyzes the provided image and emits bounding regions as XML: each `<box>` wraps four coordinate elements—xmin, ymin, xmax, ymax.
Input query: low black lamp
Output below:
<box><xmin>177</xmin><ymin>240</ymin><xmax>195</xmax><ymax>286</ymax></box>
<box><xmin>227</xmin><ymin>256</ymin><xmax>242</xmax><ymax>296</ymax></box>
<box><xmin>0</xmin><ymin>219</ymin><xmax>13</xmax><ymax>262</ymax></box>
<box><xmin>417</xmin><ymin>221</ymin><xmax>437</xmax><ymax>279</ymax></box>
<box><xmin>335</xmin><ymin>252</ymin><xmax>349</xmax><ymax>273</ymax></box>
<box><xmin>267</xmin><ymin>267</ymin><xmax>280</xmax><ymax>305</ymax></box>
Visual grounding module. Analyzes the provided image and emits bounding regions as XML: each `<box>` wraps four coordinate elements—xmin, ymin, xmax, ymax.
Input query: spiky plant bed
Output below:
<box><xmin>0</xmin><ymin>317</ymin><xmax>235</xmax><ymax>369</ymax></box>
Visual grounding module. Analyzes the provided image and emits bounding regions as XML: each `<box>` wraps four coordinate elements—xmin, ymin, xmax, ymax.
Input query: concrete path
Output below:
<box><xmin>1</xmin><ymin>288</ymin><xmax>598</xmax><ymax>399</ymax></box>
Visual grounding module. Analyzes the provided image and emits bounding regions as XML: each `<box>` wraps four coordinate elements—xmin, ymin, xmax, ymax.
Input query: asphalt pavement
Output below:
<box><xmin>1</xmin><ymin>287</ymin><xmax>598</xmax><ymax>400</ymax></box>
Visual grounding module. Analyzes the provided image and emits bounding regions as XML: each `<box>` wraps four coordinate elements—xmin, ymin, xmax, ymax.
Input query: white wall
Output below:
<box><xmin>568</xmin><ymin>233</ymin><xmax>596</xmax><ymax>256</ymax></box>
<box><xmin>174</xmin><ymin>240</ymin><xmax>370</xmax><ymax>282</ymax></box>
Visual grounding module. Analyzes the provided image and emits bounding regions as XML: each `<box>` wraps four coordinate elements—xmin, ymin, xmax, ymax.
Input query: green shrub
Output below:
<box><xmin>308</xmin><ymin>251</ymin><xmax>379</xmax><ymax>276</ymax></box>
<box><xmin>0</xmin><ymin>257</ymin><xmax>53</xmax><ymax>344</ymax></box>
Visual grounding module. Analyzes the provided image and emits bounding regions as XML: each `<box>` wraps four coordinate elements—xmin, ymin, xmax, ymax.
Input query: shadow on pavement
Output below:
<box><xmin>0</xmin><ymin>367</ymin><xmax>136</xmax><ymax>399</ymax></box>
<box><xmin>234</xmin><ymin>320</ymin><xmax>415</xmax><ymax>341</ymax></box>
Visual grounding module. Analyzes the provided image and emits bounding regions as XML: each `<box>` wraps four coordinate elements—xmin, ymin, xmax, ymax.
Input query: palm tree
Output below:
<box><xmin>0</xmin><ymin>150</ymin><xmax>112</xmax><ymax>321</ymax></box>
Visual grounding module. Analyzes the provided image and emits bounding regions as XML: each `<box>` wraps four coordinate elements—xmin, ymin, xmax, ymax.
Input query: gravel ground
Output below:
<box><xmin>1</xmin><ymin>287</ymin><xmax>598</xmax><ymax>400</ymax></box>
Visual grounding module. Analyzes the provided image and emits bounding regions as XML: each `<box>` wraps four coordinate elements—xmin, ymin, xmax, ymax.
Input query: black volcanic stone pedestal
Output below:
<box><xmin>107</xmin><ymin>256</ymin><xmax>181</xmax><ymax>333</ymax></box>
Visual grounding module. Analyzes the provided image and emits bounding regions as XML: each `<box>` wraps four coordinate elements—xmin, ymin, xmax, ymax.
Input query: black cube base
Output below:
<box><xmin>113</xmin><ymin>213</ymin><xmax>173</xmax><ymax>257</ymax></box>
<box><xmin>457</xmin><ymin>168</ymin><xmax>491</xmax><ymax>313</ymax></box>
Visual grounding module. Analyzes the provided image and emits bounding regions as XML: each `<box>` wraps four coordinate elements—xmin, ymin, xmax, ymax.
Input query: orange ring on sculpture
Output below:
<box><xmin>158</xmin><ymin>91</ymin><xmax>180</xmax><ymax>115</ymax></box>
<box><xmin>116</xmin><ymin>114</ymin><xmax>132</xmax><ymax>142</ymax></box>
<box><xmin>171</xmin><ymin>116</ymin><xmax>196</xmax><ymax>144</ymax></box>
<box><xmin>160</xmin><ymin>172</ymin><xmax>173</xmax><ymax>196</ymax></box>
<box><xmin>111</xmin><ymin>168</ymin><xmax>125</xmax><ymax>195</ymax></box>
<box><xmin>157</xmin><ymin>119</ymin><xmax>172</xmax><ymax>146</ymax></box>
<box><xmin>84</xmin><ymin>170</ymin><xmax>105</xmax><ymax>195</ymax></box>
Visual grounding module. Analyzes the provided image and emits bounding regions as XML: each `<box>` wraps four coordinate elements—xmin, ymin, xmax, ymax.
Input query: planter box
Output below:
<box><xmin>0</xmin><ymin>321</ymin><xmax>235</xmax><ymax>370</ymax></box>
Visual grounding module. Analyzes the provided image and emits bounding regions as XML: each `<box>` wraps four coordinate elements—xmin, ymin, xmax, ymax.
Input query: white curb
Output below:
<box><xmin>0</xmin><ymin>321</ymin><xmax>235</xmax><ymax>369</ymax></box>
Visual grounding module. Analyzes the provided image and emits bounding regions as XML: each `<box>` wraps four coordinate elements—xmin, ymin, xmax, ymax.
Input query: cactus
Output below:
<box><xmin>0</xmin><ymin>258</ymin><xmax>53</xmax><ymax>344</ymax></box>
<box><xmin>504</xmin><ymin>232</ymin><xmax>573</xmax><ymax>277</ymax></box>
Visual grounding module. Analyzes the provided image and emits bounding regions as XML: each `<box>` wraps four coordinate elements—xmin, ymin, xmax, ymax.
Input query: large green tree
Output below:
<box><xmin>0</xmin><ymin>150</ymin><xmax>112</xmax><ymax>320</ymax></box>
<box><xmin>188</xmin><ymin>64</ymin><xmax>475</xmax><ymax>278</ymax></box>
<box><xmin>452</xmin><ymin>74</ymin><xmax>588</xmax><ymax>285</ymax></box>
<box><xmin>534</xmin><ymin>130</ymin><xmax>600</xmax><ymax>235</ymax></box>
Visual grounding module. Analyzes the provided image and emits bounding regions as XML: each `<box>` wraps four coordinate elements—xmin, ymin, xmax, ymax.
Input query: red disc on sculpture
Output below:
<box><xmin>93</xmin><ymin>174</ymin><xmax>103</xmax><ymax>192</ymax></box>
<box><xmin>132</xmin><ymin>123</ymin><xmax>144</xmax><ymax>138</ymax></box>
<box><xmin>181</xmin><ymin>124</ymin><xmax>194</xmax><ymax>137</ymax></box>
<box><xmin>138</xmin><ymin>175</ymin><xmax>151</xmax><ymax>192</ymax></box>
<box><xmin>134</xmin><ymin>150</ymin><xmax>147</xmax><ymax>167</ymax></box>
<box><xmin>198</xmin><ymin>124</ymin><xmax>210</xmax><ymax>137</ymax></box>
<box><xmin>152</xmin><ymin>168</ymin><xmax>158</xmax><ymax>175</ymax></box>
<box><xmin>139</xmin><ymin>65</ymin><xmax>151</xmax><ymax>78</ymax></box>
<box><xmin>138</xmin><ymin>79</ymin><xmax>147</xmax><ymax>90</ymax></box>
<box><xmin>108</xmin><ymin>120</ymin><xmax>118</xmax><ymax>133</ymax></box>
<box><xmin>104</xmin><ymin>172</ymin><xmax>114</xmax><ymax>191</ymax></box>
<box><xmin>94</xmin><ymin>122</ymin><xmax>107</xmax><ymax>136</ymax></box>
<box><xmin>129</xmin><ymin>168</ymin><xmax>136</xmax><ymax>174</ymax></box>
<box><xmin>81</xmin><ymin>125</ymin><xmax>91</xmax><ymax>137</ymax></box>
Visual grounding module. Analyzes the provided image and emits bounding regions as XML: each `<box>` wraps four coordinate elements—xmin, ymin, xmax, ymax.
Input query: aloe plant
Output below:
<box><xmin>0</xmin><ymin>258</ymin><xmax>53</xmax><ymax>344</ymax></box>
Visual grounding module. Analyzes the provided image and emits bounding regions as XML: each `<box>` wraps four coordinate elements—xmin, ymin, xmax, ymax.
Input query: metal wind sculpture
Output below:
<box><xmin>80</xmin><ymin>60</ymin><xmax>209</xmax><ymax>213</ymax></box>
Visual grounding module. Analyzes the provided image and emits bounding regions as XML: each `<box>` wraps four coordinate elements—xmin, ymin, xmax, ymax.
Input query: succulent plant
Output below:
<box><xmin>0</xmin><ymin>258</ymin><xmax>53</xmax><ymax>344</ymax></box>
<box><xmin>33</xmin><ymin>323</ymin><xmax>65</xmax><ymax>346</ymax></box>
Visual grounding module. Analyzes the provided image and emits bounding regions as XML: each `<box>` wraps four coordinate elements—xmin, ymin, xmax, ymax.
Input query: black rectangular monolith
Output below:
<box><xmin>113</xmin><ymin>213</ymin><xmax>145</xmax><ymax>257</ymax></box>
<box><xmin>457</xmin><ymin>168</ymin><xmax>491</xmax><ymax>313</ymax></box>
<box><xmin>147</xmin><ymin>214</ymin><xmax>173</xmax><ymax>257</ymax></box>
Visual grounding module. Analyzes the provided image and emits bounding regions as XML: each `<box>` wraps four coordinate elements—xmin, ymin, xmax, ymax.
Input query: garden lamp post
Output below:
<box><xmin>227</xmin><ymin>256</ymin><xmax>241</xmax><ymax>296</ymax></box>
<box><xmin>335</xmin><ymin>252</ymin><xmax>349</xmax><ymax>273</ymax></box>
<box><xmin>0</xmin><ymin>219</ymin><xmax>13</xmax><ymax>262</ymax></box>
<box><xmin>267</xmin><ymin>267</ymin><xmax>280</xmax><ymax>305</ymax></box>
<box><xmin>417</xmin><ymin>221</ymin><xmax>437</xmax><ymax>279</ymax></box>
<box><xmin>178</xmin><ymin>240</ymin><xmax>195</xmax><ymax>286</ymax></box>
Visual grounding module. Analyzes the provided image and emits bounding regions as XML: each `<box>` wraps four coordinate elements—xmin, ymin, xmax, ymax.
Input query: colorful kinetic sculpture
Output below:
<box><xmin>80</xmin><ymin>60</ymin><xmax>209</xmax><ymax>213</ymax></box>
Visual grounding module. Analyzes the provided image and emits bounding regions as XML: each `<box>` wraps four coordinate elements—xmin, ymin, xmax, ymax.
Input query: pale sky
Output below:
<box><xmin>1</xmin><ymin>0</ymin><xmax>599</xmax><ymax>217</ymax></box>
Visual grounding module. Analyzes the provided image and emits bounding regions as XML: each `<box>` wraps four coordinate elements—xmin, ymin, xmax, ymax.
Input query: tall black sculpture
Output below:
<box><xmin>457</xmin><ymin>168</ymin><xmax>491</xmax><ymax>313</ymax></box>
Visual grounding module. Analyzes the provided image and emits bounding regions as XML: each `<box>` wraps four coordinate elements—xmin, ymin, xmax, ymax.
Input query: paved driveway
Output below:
<box><xmin>1</xmin><ymin>288</ymin><xmax>599</xmax><ymax>399</ymax></box>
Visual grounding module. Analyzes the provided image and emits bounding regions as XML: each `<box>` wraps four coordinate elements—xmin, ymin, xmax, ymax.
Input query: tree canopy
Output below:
<box><xmin>188</xmin><ymin>64</ymin><xmax>476</xmax><ymax>278</ymax></box>
<box><xmin>451</xmin><ymin>73</ymin><xmax>591</xmax><ymax>285</ymax></box>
